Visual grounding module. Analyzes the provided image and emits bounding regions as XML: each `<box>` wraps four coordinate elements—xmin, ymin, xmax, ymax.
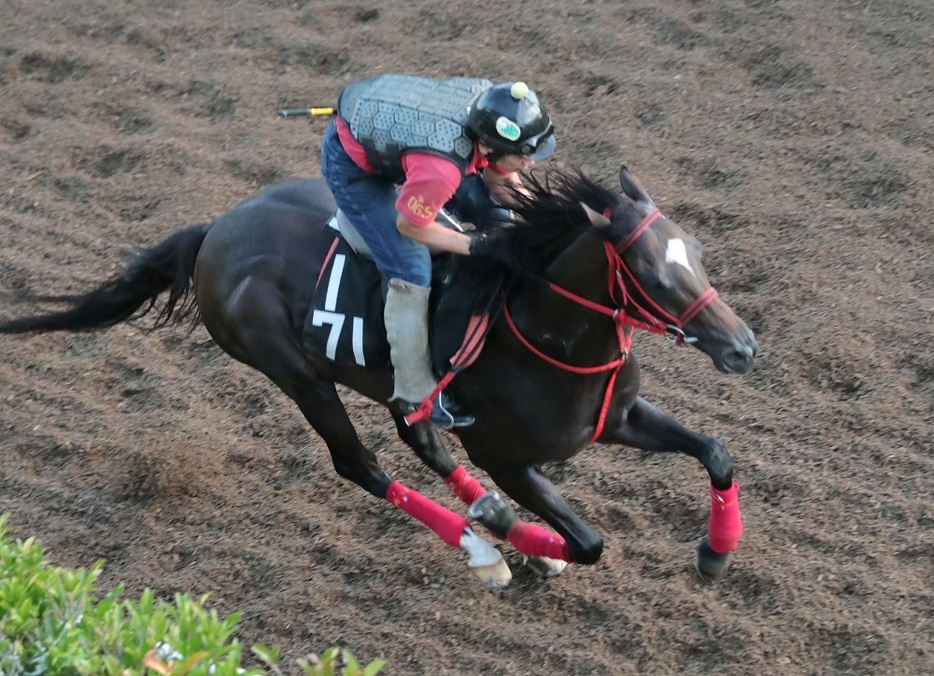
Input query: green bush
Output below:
<box><xmin>0</xmin><ymin>514</ymin><xmax>384</xmax><ymax>675</ymax></box>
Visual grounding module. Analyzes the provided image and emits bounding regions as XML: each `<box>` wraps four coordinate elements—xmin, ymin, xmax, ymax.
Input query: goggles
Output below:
<box><xmin>518</xmin><ymin>122</ymin><xmax>557</xmax><ymax>161</ymax></box>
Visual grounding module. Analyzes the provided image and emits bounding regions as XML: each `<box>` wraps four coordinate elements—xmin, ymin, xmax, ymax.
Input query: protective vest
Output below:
<box><xmin>337</xmin><ymin>75</ymin><xmax>492</xmax><ymax>176</ymax></box>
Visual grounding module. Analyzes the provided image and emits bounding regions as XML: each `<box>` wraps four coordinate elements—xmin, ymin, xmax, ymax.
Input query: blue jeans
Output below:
<box><xmin>320</xmin><ymin>122</ymin><xmax>432</xmax><ymax>286</ymax></box>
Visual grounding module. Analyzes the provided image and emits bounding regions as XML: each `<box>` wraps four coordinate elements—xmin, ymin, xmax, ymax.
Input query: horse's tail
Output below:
<box><xmin>0</xmin><ymin>222</ymin><xmax>211</xmax><ymax>334</ymax></box>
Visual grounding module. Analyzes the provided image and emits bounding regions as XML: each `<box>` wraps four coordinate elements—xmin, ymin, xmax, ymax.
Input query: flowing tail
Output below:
<box><xmin>0</xmin><ymin>223</ymin><xmax>211</xmax><ymax>334</ymax></box>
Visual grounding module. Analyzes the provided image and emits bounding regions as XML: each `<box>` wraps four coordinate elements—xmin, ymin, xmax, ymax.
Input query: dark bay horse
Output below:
<box><xmin>0</xmin><ymin>166</ymin><xmax>756</xmax><ymax>587</ymax></box>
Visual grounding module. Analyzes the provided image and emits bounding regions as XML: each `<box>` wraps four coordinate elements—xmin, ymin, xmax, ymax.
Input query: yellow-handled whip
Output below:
<box><xmin>276</xmin><ymin>107</ymin><xmax>334</xmax><ymax>118</ymax></box>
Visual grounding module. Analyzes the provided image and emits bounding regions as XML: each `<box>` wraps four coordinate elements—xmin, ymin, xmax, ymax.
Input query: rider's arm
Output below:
<box><xmin>395</xmin><ymin>153</ymin><xmax>473</xmax><ymax>256</ymax></box>
<box><xmin>397</xmin><ymin>216</ymin><xmax>472</xmax><ymax>255</ymax></box>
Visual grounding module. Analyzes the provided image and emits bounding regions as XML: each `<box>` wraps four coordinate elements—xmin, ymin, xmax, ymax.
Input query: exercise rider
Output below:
<box><xmin>320</xmin><ymin>74</ymin><xmax>557</xmax><ymax>428</ymax></box>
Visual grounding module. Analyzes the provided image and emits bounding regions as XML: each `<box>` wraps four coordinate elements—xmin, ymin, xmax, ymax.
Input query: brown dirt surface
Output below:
<box><xmin>2</xmin><ymin>0</ymin><xmax>933</xmax><ymax>674</ymax></box>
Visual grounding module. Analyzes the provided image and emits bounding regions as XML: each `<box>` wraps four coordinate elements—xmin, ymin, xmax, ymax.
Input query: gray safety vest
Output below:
<box><xmin>336</xmin><ymin>75</ymin><xmax>492</xmax><ymax>176</ymax></box>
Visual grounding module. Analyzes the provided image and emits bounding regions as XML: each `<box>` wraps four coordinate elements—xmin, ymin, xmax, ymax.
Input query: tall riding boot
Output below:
<box><xmin>384</xmin><ymin>278</ymin><xmax>474</xmax><ymax>429</ymax></box>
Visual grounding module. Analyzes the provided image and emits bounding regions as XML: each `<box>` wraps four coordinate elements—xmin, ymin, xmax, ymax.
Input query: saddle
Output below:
<box><xmin>302</xmin><ymin>209</ymin><xmax>491</xmax><ymax>375</ymax></box>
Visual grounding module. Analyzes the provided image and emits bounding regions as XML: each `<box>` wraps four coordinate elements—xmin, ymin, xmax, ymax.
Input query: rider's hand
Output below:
<box><xmin>468</xmin><ymin>229</ymin><xmax>508</xmax><ymax>258</ymax></box>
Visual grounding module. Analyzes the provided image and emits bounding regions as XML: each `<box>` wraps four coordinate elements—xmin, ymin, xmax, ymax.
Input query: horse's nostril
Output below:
<box><xmin>723</xmin><ymin>342</ymin><xmax>757</xmax><ymax>373</ymax></box>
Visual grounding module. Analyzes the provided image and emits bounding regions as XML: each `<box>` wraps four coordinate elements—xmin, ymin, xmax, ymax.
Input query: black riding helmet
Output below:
<box><xmin>466</xmin><ymin>82</ymin><xmax>556</xmax><ymax>161</ymax></box>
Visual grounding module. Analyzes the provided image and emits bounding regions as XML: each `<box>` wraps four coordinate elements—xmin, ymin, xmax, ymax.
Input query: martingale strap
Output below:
<box><xmin>502</xmin><ymin>295</ymin><xmax>633</xmax><ymax>443</ymax></box>
<box><xmin>403</xmin><ymin>279</ymin><xmax>506</xmax><ymax>427</ymax></box>
<box><xmin>502</xmin><ymin>302</ymin><xmax>629</xmax><ymax>375</ymax></box>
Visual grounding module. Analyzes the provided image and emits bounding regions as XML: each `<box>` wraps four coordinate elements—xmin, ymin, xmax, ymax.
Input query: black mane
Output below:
<box><xmin>450</xmin><ymin>169</ymin><xmax>623</xmax><ymax>315</ymax></box>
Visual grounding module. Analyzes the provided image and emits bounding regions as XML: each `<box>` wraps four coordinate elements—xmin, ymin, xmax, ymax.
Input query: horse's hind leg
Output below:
<box><xmin>596</xmin><ymin>395</ymin><xmax>742</xmax><ymax>579</ymax></box>
<box><xmin>213</xmin><ymin>288</ymin><xmax>510</xmax><ymax>586</ymax></box>
<box><xmin>391</xmin><ymin>415</ymin><xmax>459</xmax><ymax>480</ymax></box>
<box><xmin>249</xmin><ymin>345</ymin><xmax>511</xmax><ymax>586</ymax></box>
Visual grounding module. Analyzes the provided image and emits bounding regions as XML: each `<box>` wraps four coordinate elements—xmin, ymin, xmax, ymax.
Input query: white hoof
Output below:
<box><xmin>523</xmin><ymin>555</ymin><xmax>568</xmax><ymax>578</ymax></box>
<box><xmin>471</xmin><ymin>557</ymin><xmax>513</xmax><ymax>589</ymax></box>
<box><xmin>460</xmin><ymin>529</ymin><xmax>512</xmax><ymax>589</ymax></box>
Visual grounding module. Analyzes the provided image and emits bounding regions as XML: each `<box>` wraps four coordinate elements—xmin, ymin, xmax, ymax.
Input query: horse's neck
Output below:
<box><xmin>545</xmin><ymin>230</ymin><xmax>614</xmax><ymax>309</ymax></box>
<box><xmin>510</xmin><ymin>231</ymin><xmax>620</xmax><ymax>360</ymax></box>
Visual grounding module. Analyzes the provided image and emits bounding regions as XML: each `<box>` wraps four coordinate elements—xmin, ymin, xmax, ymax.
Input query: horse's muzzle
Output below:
<box><xmin>715</xmin><ymin>332</ymin><xmax>758</xmax><ymax>375</ymax></box>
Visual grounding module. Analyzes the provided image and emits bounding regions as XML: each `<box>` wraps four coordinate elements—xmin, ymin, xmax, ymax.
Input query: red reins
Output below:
<box><xmin>502</xmin><ymin>207</ymin><xmax>719</xmax><ymax>441</ymax></box>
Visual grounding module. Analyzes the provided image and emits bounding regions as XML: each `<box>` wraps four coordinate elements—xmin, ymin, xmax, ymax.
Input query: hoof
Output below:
<box><xmin>460</xmin><ymin>528</ymin><xmax>512</xmax><ymax>589</ymax></box>
<box><xmin>471</xmin><ymin>556</ymin><xmax>513</xmax><ymax>589</ymax></box>
<box><xmin>523</xmin><ymin>555</ymin><xmax>568</xmax><ymax>578</ymax></box>
<box><xmin>695</xmin><ymin>536</ymin><xmax>732</xmax><ymax>580</ymax></box>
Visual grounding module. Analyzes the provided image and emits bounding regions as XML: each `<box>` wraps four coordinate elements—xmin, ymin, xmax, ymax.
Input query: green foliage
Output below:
<box><xmin>296</xmin><ymin>648</ymin><xmax>386</xmax><ymax>676</ymax></box>
<box><xmin>0</xmin><ymin>514</ymin><xmax>384</xmax><ymax>675</ymax></box>
<box><xmin>251</xmin><ymin>645</ymin><xmax>386</xmax><ymax>676</ymax></box>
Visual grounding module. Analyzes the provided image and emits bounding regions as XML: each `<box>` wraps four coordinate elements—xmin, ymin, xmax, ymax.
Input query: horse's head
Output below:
<box><xmin>586</xmin><ymin>167</ymin><xmax>757</xmax><ymax>375</ymax></box>
<box><xmin>473</xmin><ymin>167</ymin><xmax>756</xmax><ymax>375</ymax></box>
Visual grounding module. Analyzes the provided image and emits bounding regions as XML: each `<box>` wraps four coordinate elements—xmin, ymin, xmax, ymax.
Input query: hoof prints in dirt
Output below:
<box><xmin>18</xmin><ymin>51</ymin><xmax>90</xmax><ymax>83</ymax></box>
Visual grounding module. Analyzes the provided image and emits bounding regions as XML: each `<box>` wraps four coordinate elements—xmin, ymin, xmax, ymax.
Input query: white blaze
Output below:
<box><xmin>665</xmin><ymin>238</ymin><xmax>695</xmax><ymax>277</ymax></box>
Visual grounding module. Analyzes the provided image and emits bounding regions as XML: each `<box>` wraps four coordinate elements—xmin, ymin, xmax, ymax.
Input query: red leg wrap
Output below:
<box><xmin>386</xmin><ymin>481</ymin><xmax>469</xmax><ymax>548</ymax></box>
<box><xmin>506</xmin><ymin>522</ymin><xmax>571</xmax><ymax>562</ymax></box>
<box><xmin>444</xmin><ymin>465</ymin><xmax>487</xmax><ymax>506</ymax></box>
<box><xmin>708</xmin><ymin>483</ymin><xmax>743</xmax><ymax>554</ymax></box>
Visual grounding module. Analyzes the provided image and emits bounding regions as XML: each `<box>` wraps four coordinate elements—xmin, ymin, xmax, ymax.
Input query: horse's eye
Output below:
<box><xmin>647</xmin><ymin>270</ymin><xmax>671</xmax><ymax>292</ymax></box>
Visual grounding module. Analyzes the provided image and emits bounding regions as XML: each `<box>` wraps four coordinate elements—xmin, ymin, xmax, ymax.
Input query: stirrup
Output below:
<box><xmin>430</xmin><ymin>390</ymin><xmax>475</xmax><ymax>429</ymax></box>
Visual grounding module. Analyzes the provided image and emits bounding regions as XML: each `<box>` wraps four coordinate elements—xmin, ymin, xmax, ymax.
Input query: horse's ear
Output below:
<box><xmin>580</xmin><ymin>202</ymin><xmax>611</xmax><ymax>228</ymax></box>
<box><xmin>619</xmin><ymin>165</ymin><xmax>656</xmax><ymax>209</ymax></box>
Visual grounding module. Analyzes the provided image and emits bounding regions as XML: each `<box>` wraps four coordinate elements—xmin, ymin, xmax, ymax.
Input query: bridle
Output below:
<box><xmin>501</xmin><ymin>205</ymin><xmax>719</xmax><ymax>440</ymax></box>
<box><xmin>604</xmin><ymin>207</ymin><xmax>719</xmax><ymax>346</ymax></box>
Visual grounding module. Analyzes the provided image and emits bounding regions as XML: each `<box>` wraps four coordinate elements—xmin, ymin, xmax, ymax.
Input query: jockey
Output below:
<box><xmin>320</xmin><ymin>74</ymin><xmax>557</xmax><ymax>429</ymax></box>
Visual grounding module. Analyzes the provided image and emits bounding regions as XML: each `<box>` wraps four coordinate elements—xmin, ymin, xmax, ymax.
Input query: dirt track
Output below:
<box><xmin>1</xmin><ymin>0</ymin><xmax>933</xmax><ymax>674</ymax></box>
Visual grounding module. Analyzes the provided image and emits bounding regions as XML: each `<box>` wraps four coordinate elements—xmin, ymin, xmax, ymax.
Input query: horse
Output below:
<box><xmin>0</xmin><ymin>166</ymin><xmax>757</xmax><ymax>588</ymax></box>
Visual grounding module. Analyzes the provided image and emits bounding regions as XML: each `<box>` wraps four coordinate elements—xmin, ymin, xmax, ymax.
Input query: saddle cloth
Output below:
<box><xmin>302</xmin><ymin>232</ymin><xmax>486</xmax><ymax>374</ymax></box>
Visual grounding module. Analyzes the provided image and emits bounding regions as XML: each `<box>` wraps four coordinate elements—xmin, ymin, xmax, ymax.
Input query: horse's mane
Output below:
<box><xmin>452</xmin><ymin>169</ymin><xmax>623</xmax><ymax>314</ymax></box>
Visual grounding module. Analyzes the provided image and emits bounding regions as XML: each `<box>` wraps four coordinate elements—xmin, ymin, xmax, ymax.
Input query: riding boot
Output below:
<box><xmin>384</xmin><ymin>278</ymin><xmax>475</xmax><ymax>429</ymax></box>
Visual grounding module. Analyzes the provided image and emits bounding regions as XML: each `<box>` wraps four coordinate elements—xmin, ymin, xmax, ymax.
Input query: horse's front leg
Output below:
<box><xmin>472</xmin><ymin>462</ymin><xmax>604</xmax><ymax>566</ymax></box>
<box><xmin>393</xmin><ymin>415</ymin><xmax>567</xmax><ymax>577</ymax></box>
<box><xmin>596</xmin><ymin>395</ymin><xmax>742</xmax><ymax>579</ymax></box>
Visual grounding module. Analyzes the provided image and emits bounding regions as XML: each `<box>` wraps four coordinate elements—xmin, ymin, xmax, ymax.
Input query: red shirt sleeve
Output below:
<box><xmin>335</xmin><ymin>117</ymin><xmax>375</xmax><ymax>172</ymax></box>
<box><xmin>396</xmin><ymin>153</ymin><xmax>463</xmax><ymax>227</ymax></box>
